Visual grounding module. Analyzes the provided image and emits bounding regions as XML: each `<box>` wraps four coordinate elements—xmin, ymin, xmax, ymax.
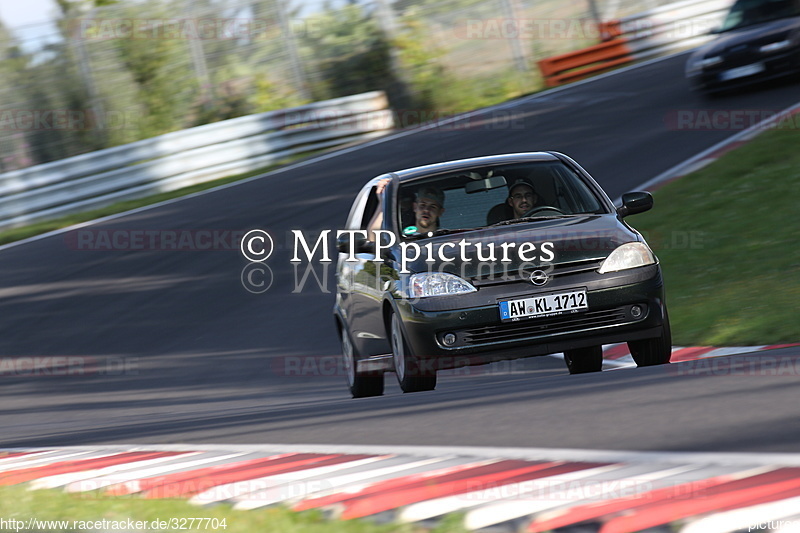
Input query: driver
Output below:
<box><xmin>506</xmin><ymin>178</ymin><xmax>539</xmax><ymax>219</ymax></box>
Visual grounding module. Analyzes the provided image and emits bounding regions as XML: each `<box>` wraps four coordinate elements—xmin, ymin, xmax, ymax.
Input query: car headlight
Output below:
<box><xmin>760</xmin><ymin>40</ymin><xmax>792</xmax><ymax>53</ymax></box>
<box><xmin>700</xmin><ymin>56</ymin><xmax>723</xmax><ymax>68</ymax></box>
<box><xmin>598</xmin><ymin>242</ymin><xmax>656</xmax><ymax>274</ymax></box>
<box><xmin>406</xmin><ymin>272</ymin><xmax>477</xmax><ymax>298</ymax></box>
<box><xmin>686</xmin><ymin>55</ymin><xmax>722</xmax><ymax>75</ymax></box>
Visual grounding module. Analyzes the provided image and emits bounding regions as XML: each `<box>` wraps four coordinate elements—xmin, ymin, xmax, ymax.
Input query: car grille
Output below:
<box><xmin>459</xmin><ymin>306</ymin><xmax>629</xmax><ymax>346</ymax></box>
<box><xmin>470</xmin><ymin>258</ymin><xmax>604</xmax><ymax>287</ymax></box>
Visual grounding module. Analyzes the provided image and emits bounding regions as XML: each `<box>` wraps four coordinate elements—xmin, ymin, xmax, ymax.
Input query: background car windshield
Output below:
<box><xmin>396</xmin><ymin>161</ymin><xmax>606</xmax><ymax>233</ymax></box>
<box><xmin>719</xmin><ymin>0</ymin><xmax>800</xmax><ymax>31</ymax></box>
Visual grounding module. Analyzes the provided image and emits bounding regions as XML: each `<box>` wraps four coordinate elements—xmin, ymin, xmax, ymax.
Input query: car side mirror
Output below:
<box><xmin>336</xmin><ymin>232</ymin><xmax>375</xmax><ymax>255</ymax></box>
<box><xmin>617</xmin><ymin>191</ymin><xmax>653</xmax><ymax>218</ymax></box>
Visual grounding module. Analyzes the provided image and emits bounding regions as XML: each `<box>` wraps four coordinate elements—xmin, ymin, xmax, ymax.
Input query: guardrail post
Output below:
<box><xmin>499</xmin><ymin>0</ymin><xmax>532</xmax><ymax>76</ymax></box>
<box><xmin>277</xmin><ymin>0</ymin><xmax>310</xmax><ymax>101</ymax></box>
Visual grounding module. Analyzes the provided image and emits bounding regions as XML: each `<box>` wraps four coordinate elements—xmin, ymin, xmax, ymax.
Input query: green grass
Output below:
<box><xmin>630</xmin><ymin>124</ymin><xmax>800</xmax><ymax>346</ymax></box>
<box><xmin>0</xmin><ymin>484</ymin><xmax>468</xmax><ymax>533</ymax></box>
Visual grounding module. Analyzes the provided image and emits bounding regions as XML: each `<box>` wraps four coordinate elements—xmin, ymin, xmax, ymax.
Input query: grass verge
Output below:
<box><xmin>0</xmin><ymin>484</ymin><xmax>468</xmax><ymax>533</ymax></box>
<box><xmin>631</xmin><ymin>125</ymin><xmax>800</xmax><ymax>346</ymax></box>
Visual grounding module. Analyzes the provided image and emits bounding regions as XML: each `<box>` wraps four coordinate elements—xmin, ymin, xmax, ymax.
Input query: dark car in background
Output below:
<box><xmin>686</xmin><ymin>0</ymin><xmax>800</xmax><ymax>93</ymax></box>
<box><xmin>334</xmin><ymin>152</ymin><xmax>671</xmax><ymax>398</ymax></box>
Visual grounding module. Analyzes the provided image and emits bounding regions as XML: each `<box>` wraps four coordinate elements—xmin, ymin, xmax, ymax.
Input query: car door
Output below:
<box><xmin>337</xmin><ymin>180</ymin><xmax>392</xmax><ymax>358</ymax></box>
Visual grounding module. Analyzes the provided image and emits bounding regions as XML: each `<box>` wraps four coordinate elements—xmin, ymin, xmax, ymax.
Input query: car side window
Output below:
<box><xmin>345</xmin><ymin>184</ymin><xmax>379</xmax><ymax>232</ymax></box>
<box><xmin>360</xmin><ymin>188</ymin><xmax>380</xmax><ymax>230</ymax></box>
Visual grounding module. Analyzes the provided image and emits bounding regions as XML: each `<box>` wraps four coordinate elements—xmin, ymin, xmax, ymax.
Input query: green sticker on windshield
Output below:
<box><xmin>402</xmin><ymin>226</ymin><xmax>418</xmax><ymax>235</ymax></box>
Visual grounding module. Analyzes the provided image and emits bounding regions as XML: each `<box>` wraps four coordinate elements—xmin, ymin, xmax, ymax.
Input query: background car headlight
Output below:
<box><xmin>760</xmin><ymin>40</ymin><xmax>792</xmax><ymax>53</ymax></box>
<box><xmin>598</xmin><ymin>242</ymin><xmax>656</xmax><ymax>274</ymax></box>
<box><xmin>700</xmin><ymin>56</ymin><xmax>723</xmax><ymax>68</ymax></box>
<box><xmin>686</xmin><ymin>55</ymin><xmax>722</xmax><ymax>75</ymax></box>
<box><xmin>407</xmin><ymin>272</ymin><xmax>477</xmax><ymax>298</ymax></box>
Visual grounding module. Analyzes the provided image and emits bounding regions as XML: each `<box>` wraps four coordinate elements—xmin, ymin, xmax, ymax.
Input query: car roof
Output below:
<box><xmin>389</xmin><ymin>152</ymin><xmax>561</xmax><ymax>182</ymax></box>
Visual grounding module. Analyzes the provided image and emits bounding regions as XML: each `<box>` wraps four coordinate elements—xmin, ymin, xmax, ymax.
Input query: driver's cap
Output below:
<box><xmin>508</xmin><ymin>179</ymin><xmax>535</xmax><ymax>195</ymax></box>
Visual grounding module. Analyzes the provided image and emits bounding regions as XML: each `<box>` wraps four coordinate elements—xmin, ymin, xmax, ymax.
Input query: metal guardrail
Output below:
<box><xmin>617</xmin><ymin>0</ymin><xmax>734</xmax><ymax>58</ymax></box>
<box><xmin>539</xmin><ymin>0</ymin><xmax>734</xmax><ymax>86</ymax></box>
<box><xmin>0</xmin><ymin>91</ymin><xmax>394</xmax><ymax>231</ymax></box>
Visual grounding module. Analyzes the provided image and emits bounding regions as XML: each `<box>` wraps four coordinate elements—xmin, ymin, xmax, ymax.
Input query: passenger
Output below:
<box><xmin>368</xmin><ymin>181</ymin><xmax>446</xmax><ymax>241</ymax></box>
<box><xmin>408</xmin><ymin>186</ymin><xmax>445</xmax><ymax>233</ymax></box>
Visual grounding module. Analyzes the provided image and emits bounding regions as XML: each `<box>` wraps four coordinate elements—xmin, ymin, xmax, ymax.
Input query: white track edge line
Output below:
<box><xmin>629</xmin><ymin>100</ymin><xmax>800</xmax><ymax>195</ymax></box>
<box><xmin>4</xmin><ymin>444</ymin><xmax>800</xmax><ymax>467</ymax></box>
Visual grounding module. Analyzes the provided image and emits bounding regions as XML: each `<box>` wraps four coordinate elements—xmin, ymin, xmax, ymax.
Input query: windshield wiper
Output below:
<box><xmin>489</xmin><ymin>215</ymin><xmax>573</xmax><ymax>227</ymax></box>
<box><xmin>403</xmin><ymin>228</ymin><xmax>477</xmax><ymax>240</ymax></box>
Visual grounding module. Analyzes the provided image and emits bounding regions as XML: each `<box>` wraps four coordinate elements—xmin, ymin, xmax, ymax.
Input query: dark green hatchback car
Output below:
<box><xmin>334</xmin><ymin>152</ymin><xmax>671</xmax><ymax>397</ymax></box>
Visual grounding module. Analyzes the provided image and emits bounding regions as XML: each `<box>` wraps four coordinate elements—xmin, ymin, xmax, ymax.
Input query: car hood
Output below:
<box><xmin>398</xmin><ymin>215</ymin><xmax>638</xmax><ymax>277</ymax></box>
<box><xmin>693</xmin><ymin>17</ymin><xmax>800</xmax><ymax>58</ymax></box>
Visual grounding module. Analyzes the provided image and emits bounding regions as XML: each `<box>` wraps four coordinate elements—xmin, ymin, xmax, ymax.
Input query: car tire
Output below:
<box><xmin>390</xmin><ymin>313</ymin><xmax>436</xmax><ymax>393</ymax></box>
<box><xmin>628</xmin><ymin>310</ymin><xmax>672</xmax><ymax>367</ymax></box>
<box><xmin>563</xmin><ymin>345</ymin><xmax>603</xmax><ymax>374</ymax></box>
<box><xmin>341</xmin><ymin>326</ymin><xmax>384</xmax><ymax>398</ymax></box>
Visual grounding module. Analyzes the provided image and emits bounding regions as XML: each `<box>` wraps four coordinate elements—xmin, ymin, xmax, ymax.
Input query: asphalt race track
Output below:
<box><xmin>1</xmin><ymin>52</ymin><xmax>798</xmax><ymax>451</ymax></box>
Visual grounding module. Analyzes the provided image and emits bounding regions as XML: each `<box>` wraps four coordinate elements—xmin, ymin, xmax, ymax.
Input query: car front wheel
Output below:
<box><xmin>341</xmin><ymin>326</ymin><xmax>384</xmax><ymax>398</ymax></box>
<box><xmin>563</xmin><ymin>345</ymin><xmax>603</xmax><ymax>374</ymax></box>
<box><xmin>628</xmin><ymin>321</ymin><xmax>672</xmax><ymax>367</ymax></box>
<box><xmin>390</xmin><ymin>313</ymin><xmax>436</xmax><ymax>393</ymax></box>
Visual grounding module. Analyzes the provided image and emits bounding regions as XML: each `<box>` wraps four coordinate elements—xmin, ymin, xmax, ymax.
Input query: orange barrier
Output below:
<box><xmin>598</xmin><ymin>20</ymin><xmax>623</xmax><ymax>41</ymax></box>
<box><xmin>537</xmin><ymin>38</ymin><xmax>633</xmax><ymax>87</ymax></box>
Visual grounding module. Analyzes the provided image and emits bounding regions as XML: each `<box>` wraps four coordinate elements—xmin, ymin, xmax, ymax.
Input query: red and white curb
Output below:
<box><xmin>548</xmin><ymin>343</ymin><xmax>800</xmax><ymax>371</ymax></box>
<box><xmin>601</xmin><ymin>342</ymin><xmax>800</xmax><ymax>370</ymax></box>
<box><xmin>3</xmin><ymin>444</ymin><xmax>800</xmax><ymax>532</ymax></box>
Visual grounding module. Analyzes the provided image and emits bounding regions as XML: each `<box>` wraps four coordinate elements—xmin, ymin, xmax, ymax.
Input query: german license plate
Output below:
<box><xmin>499</xmin><ymin>289</ymin><xmax>588</xmax><ymax>321</ymax></box>
<box><xmin>719</xmin><ymin>63</ymin><xmax>764</xmax><ymax>81</ymax></box>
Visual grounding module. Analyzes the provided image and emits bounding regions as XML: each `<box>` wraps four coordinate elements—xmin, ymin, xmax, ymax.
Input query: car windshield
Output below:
<box><xmin>719</xmin><ymin>0</ymin><xmax>800</xmax><ymax>32</ymax></box>
<box><xmin>395</xmin><ymin>160</ymin><xmax>607</xmax><ymax>237</ymax></box>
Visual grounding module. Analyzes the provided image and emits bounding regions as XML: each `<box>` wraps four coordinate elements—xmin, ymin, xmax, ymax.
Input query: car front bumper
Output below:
<box><xmin>393</xmin><ymin>264</ymin><xmax>667</xmax><ymax>370</ymax></box>
<box><xmin>688</xmin><ymin>48</ymin><xmax>800</xmax><ymax>93</ymax></box>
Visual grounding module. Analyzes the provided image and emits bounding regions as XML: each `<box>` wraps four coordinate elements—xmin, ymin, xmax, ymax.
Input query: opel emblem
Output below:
<box><xmin>530</xmin><ymin>270</ymin><xmax>548</xmax><ymax>286</ymax></box>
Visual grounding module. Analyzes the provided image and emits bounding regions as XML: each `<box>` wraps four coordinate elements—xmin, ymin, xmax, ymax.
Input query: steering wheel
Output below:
<box><xmin>522</xmin><ymin>206</ymin><xmax>566</xmax><ymax>217</ymax></box>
